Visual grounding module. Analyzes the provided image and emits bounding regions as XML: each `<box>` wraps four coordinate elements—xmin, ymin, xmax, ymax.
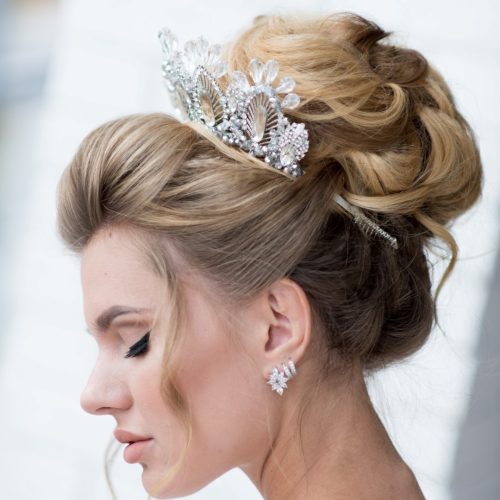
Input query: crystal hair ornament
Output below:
<box><xmin>158</xmin><ymin>27</ymin><xmax>308</xmax><ymax>178</ymax></box>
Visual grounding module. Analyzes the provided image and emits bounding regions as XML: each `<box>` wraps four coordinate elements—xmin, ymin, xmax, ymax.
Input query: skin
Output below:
<box><xmin>80</xmin><ymin>224</ymin><xmax>425</xmax><ymax>499</ymax></box>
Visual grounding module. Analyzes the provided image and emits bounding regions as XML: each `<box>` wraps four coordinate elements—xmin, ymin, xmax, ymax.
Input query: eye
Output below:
<box><xmin>124</xmin><ymin>331</ymin><xmax>151</xmax><ymax>358</ymax></box>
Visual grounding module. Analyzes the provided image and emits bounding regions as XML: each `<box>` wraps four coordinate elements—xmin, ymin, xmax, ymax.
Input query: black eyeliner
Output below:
<box><xmin>124</xmin><ymin>331</ymin><xmax>151</xmax><ymax>358</ymax></box>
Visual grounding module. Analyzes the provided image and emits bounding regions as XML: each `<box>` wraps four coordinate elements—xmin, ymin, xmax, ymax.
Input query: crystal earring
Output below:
<box><xmin>266</xmin><ymin>356</ymin><xmax>297</xmax><ymax>396</ymax></box>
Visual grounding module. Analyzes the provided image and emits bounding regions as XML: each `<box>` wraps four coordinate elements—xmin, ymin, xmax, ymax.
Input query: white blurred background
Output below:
<box><xmin>0</xmin><ymin>1</ymin><xmax>499</xmax><ymax>499</ymax></box>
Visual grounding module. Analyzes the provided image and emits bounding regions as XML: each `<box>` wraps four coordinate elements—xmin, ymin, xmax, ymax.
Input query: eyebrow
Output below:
<box><xmin>86</xmin><ymin>305</ymin><xmax>150</xmax><ymax>335</ymax></box>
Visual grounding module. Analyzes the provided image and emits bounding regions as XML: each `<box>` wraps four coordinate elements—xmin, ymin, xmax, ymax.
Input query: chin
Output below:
<box><xmin>142</xmin><ymin>467</ymin><xmax>214</xmax><ymax>499</ymax></box>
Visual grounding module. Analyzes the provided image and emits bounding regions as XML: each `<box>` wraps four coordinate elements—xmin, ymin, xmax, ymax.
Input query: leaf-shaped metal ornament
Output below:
<box><xmin>244</xmin><ymin>92</ymin><xmax>279</xmax><ymax>145</ymax></box>
<box><xmin>194</xmin><ymin>69</ymin><xmax>225</xmax><ymax>127</ymax></box>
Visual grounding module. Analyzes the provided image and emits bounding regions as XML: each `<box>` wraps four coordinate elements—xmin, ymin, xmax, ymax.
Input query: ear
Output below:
<box><xmin>253</xmin><ymin>277</ymin><xmax>312</xmax><ymax>380</ymax></box>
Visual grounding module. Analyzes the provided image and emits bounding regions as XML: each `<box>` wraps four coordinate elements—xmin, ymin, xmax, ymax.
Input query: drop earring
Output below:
<box><xmin>267</xmin><ymin>356</ymin><xmax>297</xmax><ymax>396</ymax></box>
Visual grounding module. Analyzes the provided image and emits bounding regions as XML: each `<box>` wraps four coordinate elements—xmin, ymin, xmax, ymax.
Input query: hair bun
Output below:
<box><xmin>228</xmin><ymin>12</ymin><xmax>482</xmax><ymax>220</ymax></box>
<box><xmin>228</xmin><ymin>11</ymin><xmax>483</xmax><ymax>294</ymax></box>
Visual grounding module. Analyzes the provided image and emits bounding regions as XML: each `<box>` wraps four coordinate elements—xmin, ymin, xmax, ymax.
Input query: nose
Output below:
<box><xmin>80</xmin><ymin>357</ymin><xmax>132</xmax><ymax>415</ymax></box>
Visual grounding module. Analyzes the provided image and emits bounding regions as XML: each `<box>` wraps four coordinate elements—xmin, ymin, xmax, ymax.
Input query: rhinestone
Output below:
<box><xmin>184</xmin><ymin>39</ymin><xmax>197</xmax><ymax>59</ymax></box>
<box><xmin>228</xmin><ymin>94</ymin><xmax>238</xmax><ymax>112</ymax></box>
<box><xmin>282</xmin><ymin>93</ymin><xmax>300</xmax><ymax>109</ymax></box>
<box><xmin>194</xmin><ymin>36</ymin><xmax>209</xmax><ymax>59</ymax></box>
<box><xmin>230</xmin><ymin>71</ymin><xmax>250</xmax><ymax>90</ymax></box>
<box><xmin>276</xmin><ymin>76</ymin><xmax>295</xmax><ymax>94</ymax></box>
<box><xmin>263</xmin><ymin>59</ymin><xmax>279</xmax><ymax>84</ymax></box>
<box><xmin>249</xmin><ymin>59</ymin><xmax>264</xmax><ymax>84</ymax></box>
<box><xmin>158</xmin><ymin>28</ymin><xmax>178</xmax><ymax>56</ymax></box>
<box><xmin>212</xmin><ymin>61</ymin><xmax>228</xmax><ymax>78</ymax></box>
<box><xmin>280</xmin><ymin>143</ymin><xmax>295</xmax><ymax>166</ymax></box>
<box><xmin>293</xmin><ymin>122</ymin><xmax>305</xmax><ymax>137</ymax></box>
<box><xmin>207</xmin><ymin>44</ymin><xmax>222</xmax><ymax>65</ymax></box>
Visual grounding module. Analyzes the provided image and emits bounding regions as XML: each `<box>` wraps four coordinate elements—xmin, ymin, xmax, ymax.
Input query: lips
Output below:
<box><xmin>123</xmin><ymin>438</ymin><xmax>153</xmax><ymax>464</ymax></box>
<box><xmin>114</xmin><ymin>428</ymin><xmax>152</xmax><ymax>445</ymax></box>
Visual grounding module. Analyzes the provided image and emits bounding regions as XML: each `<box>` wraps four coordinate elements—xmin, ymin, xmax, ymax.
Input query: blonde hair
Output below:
<box><xmin>56</xmin><ymin>11</ymin><xmax>483</xmax><ymax>498</ymax></box>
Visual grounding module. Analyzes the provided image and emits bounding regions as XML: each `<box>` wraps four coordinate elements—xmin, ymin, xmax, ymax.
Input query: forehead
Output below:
<box><xmin>80</xmin><ymin>226</ymin><xmax>162</xmax><ymax>321</ymax></box>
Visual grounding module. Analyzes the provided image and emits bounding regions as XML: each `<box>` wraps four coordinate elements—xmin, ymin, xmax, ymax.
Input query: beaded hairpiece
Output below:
<box><xmin>157</xmin><ymin>27</ymin><xmax>398</xmax><ymax>250</ymax></box>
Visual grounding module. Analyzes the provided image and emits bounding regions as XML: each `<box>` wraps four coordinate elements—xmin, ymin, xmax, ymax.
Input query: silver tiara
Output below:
<box><xmin>158</xmin><ymin>27</ymin><xmax>308</xmax><ymax>178</ymax></box>
<box><xmin>157</xmin><ymin>27</ymin><xmax>398</xmax><ymax>250</ymax></box>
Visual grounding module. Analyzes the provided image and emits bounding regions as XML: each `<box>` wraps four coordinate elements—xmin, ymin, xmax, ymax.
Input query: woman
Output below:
<box><xmin>56</xmin><ymin>11</ymin><xmax>483</xmax><ymax>500</ymax></box>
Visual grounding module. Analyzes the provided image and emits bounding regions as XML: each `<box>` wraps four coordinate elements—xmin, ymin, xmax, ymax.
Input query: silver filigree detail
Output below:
<box><xmin>194</xmin><ymin>68</ymin><xmax>225</xmax><ymax>127</ymax></box>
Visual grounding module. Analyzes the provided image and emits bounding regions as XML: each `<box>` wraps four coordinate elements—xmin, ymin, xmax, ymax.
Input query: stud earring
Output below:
<box><xmin>266</xmin><ymin>356</ymin><xmax>297</xmax><ymax>396</ymax></box>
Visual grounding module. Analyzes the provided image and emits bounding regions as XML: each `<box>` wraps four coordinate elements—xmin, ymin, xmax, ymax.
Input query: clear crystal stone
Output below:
<box><xmin>249</xmin><ymin>59</ymin><xmax>264</xmax><ymax>84</ymax></box>
<box><xmin>264</xmin><ymin>59</ymin><xmax>279</xmax><ymax>84</ymax></box>
<box><xmin>293</xmin><ymin>123</ymin><xmax>305</xmax><ymax>137</ymax></box>
<box><xmin>183</xmin><ymin>40</ymin><xmax>198</xmax><ymax>72</ymax></box>
<box><xmin>228</xmin><ymin>94</ymin><xmax>238</xmax><ymax>112</ymax></box>
<box><xmin>194</xmin><ymin>36</ymin><xmax>209</xmax><ymax>59</ymax></box>
<box><xmin>158</xmin><ymin>28</ymin><xmax>178</xmax><ymax>56</ymax></box>
<box><xmin>280</xmin><ymin>143</ymin><xmax>295</xmax><ymax>166</ymax></box>
<box><xmin>230</xmin><ymin>71</ymin><xmax>250</xmax><ymax>90</ymax></box>
<box><xmin>276</xmin><ymin>76</ymin><xmax>295</xmax><ymax>94</ymax></box>
<box><xmin>207</xmin><ymin>44</ymin><xmax>222</xmax><ymax>66</ymax></box>
<box><xmin>184</xmin><ymin>39</ymin><xmax>196</xmax><ymax>58</ymax></box>
<box><xmin>282</xmin><ymin>93</ymin><xmax>300</xmax><ymax>109</ymax></box>
<box><xmin>212</xmin><ymin>61</ymin><xmax>228</xmax><ymax>78</ymax></box>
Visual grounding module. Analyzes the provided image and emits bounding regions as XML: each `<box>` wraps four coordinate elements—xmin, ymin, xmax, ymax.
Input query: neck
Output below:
<box><xmin>241</xmin><ymin>358</ymin><xmax>425</xmax><ymax>500</ymax></box>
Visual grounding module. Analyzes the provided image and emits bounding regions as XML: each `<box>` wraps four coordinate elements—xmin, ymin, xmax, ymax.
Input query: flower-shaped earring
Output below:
<box><xmin>267</xmin><ymin>356</ymin><xmax>297</xmax><ymax>396</ymax></box>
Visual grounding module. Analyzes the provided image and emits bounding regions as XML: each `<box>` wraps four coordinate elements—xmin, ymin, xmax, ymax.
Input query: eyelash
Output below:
<box><xmin>124</xmin><ymin>331</ymin><xmax>151</xmax><ymax>358</ymax></box>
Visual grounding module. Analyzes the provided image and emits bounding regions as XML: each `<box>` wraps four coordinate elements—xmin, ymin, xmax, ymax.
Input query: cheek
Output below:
<box><xmin>132</xmin><ymin>341</ymin><xmax>175</xmax><ymax>430</ymax></box>
<box><xmin>133</xmin><ymin>354</ymin><xmax>186</xmax><ymax>465</ymax></box>
<box><xmin>176</xmin><ymin>329</ymin><xmax>267</xmax><ymax>463</ymax></box>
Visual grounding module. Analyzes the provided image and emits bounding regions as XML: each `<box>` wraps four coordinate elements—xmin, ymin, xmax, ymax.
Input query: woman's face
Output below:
<box><xmin>80</xmin><ymin>225</ymin><xmax>272</xmax><ymax>498</ymax></box>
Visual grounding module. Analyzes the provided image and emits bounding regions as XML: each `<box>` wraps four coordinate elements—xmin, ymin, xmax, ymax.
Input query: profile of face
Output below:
<box><xmin>80</xmin><ymin>224</ymin><xmax>309</xmax><ymax>498</ymax></box>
